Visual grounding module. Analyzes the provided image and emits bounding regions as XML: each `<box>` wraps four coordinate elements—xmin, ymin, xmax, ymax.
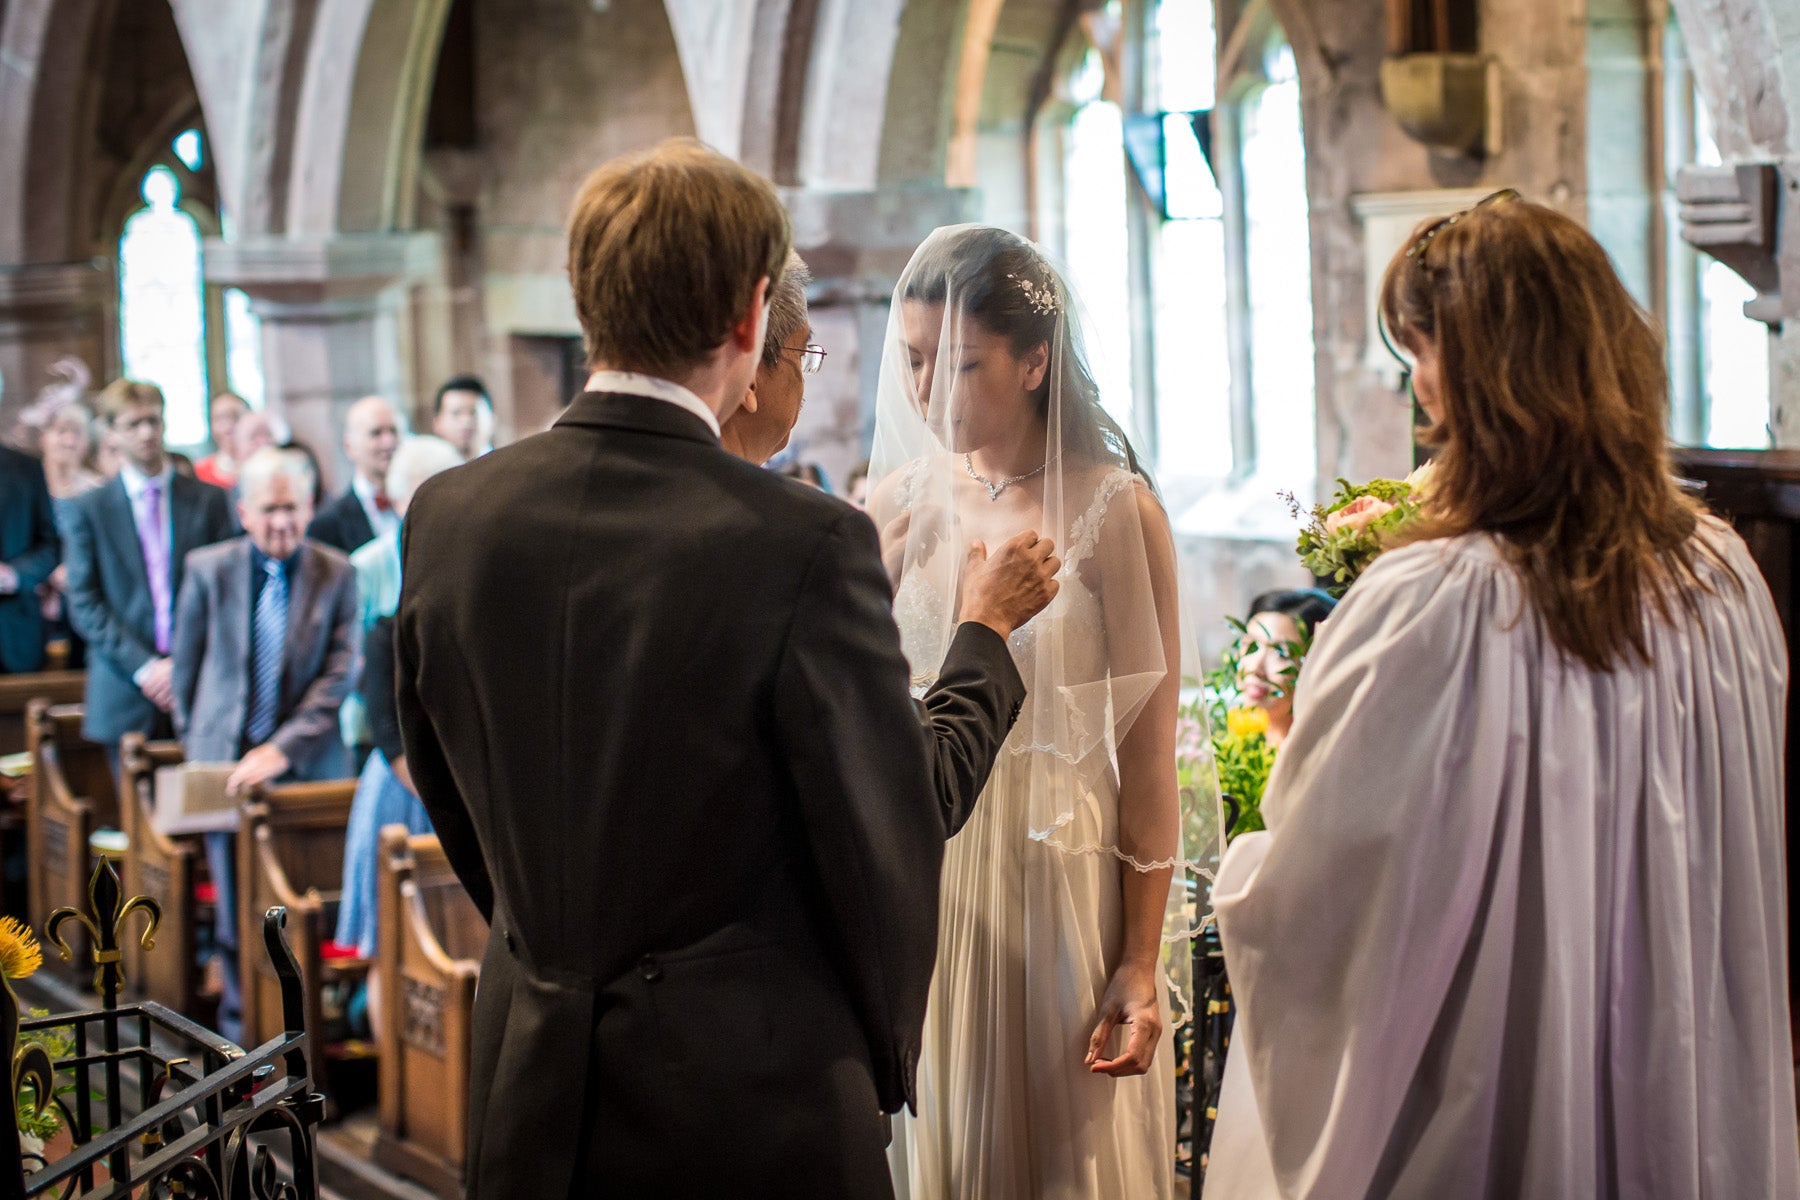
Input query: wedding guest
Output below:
<box><xmin>230</xmin><ymin>409</ymin><xmax>279</xmax><ymax>472</ymax></box>
<box><xmin>846</xmin><ymin>459</ymin><xmax>872</xmax><ymax>509</ymax></box>
<box><xmin>63</xmin><ymin>381</ymin><xmax>235</xmax><ymax>748</ymax></box>
<box><xmin>278</xmin><ymin>439</ymin><xmax>326</xmax><ymax>507</ymax></box>
<box><xmin>719</xmin><ymin>251</ymin><xmax>815</xmax><ymax>466</ymax></box>
<box><xmin>337</xmin><ymin>435</ymin><xmax>462</xmax><ymax>769</ymax></box>
<box><xmin>38</xmin><ymin>401</ymin><xmax>104</xmax><ymax>668</ymax></box>
<box><xmin>195</xmin><ymin>393</ymin><xmax>250</xmax><ymax>489</ymax></box>
<box><xmin>1234</xmin><ymin>588</ymin><xmax>1335</xmax><ymax>749</ymax></box>
<box><xmin>431</xmin><ymin>375</ymin><xmax>492</xmax><ymax>460</ymax></box>
<box><xmin>89</xmin><ymin>433</ymin><xmax>121</xmax><ymax>481</ymax></box>
<box><xmin>0</xmin><ymin>444</ymin><xmax>59</xmax><ymax>675</ymax></box>
<box><xmin>1207</xmin><ymin>193</ymin><xmax>1800</xmax><ymax>1198</ymax></box>
<box><xmin>307</xmin><ymin>396</ymin><xmax>403</xmax><ymax>555</ymax></box>
<box><xmin>172</xmin><ymin>445</ymin><xmax>360</xmax><ymax>1039</ymax></box>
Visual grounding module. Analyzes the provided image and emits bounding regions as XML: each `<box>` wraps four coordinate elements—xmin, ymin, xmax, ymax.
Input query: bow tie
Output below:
<box><xmin>374</xmin><ymin>493</ymin><xmax>394</xmax><ymax>512</ymax></box>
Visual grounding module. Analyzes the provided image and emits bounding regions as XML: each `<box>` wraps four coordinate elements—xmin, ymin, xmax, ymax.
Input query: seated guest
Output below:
<box><xmin>172</xmin><ymin>446</ymin><xmax>360</xmax><ymax>1038</ymax></box>
<box><xmin>430</xmin><ymin>375</ymin><xmax>493</xmax><ymax>461</ymax></box>
<box><xmin>63</xmin><ymin>381</ymin><xmax>235</xmax><ymax>747</ymax></box>
<box><xmin>339</xmin><ymin>435</ymin><xmax>462</xmax><ymax>764</ymax></box>
<box><xmin>194</xmin><ymin>393</ymin><xmax>249</xmax><ymax>489</ymax></box>
<box><xmin>0</xmin><ymin>443</ymin><xmax>59</xmax><ymax>674</ymax></box>
<box><xmin>307</xmin><ymin>396</ymin><xmax>403</xmax><ymax>555</ymax></box>
<box><xmin>1234</xmin><ymin>588</ymin><xmax>1336</xmax><ymax>749</ymax></box>
<box><xmin>335</xmin><ymin>615</ymin><xmax>428</xmax><ymax>965</ymax></box>
<box><xmin>846</xmin><ymin>459</ymin><xmax>872</xmax><ymax>509</ymax></box>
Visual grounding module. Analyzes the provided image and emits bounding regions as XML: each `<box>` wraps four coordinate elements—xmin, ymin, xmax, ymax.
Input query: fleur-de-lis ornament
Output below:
<box><xmin>46</xmin><ymin>857</ymin><xmax>160</xmax><ymax>1006</ymax></box>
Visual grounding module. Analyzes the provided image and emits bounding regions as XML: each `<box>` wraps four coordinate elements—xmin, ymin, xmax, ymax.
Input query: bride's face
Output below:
<box><xmin>902</xmin><ymin>300</ymin><xmax>1048</xmax><ymax>453</ymax></box>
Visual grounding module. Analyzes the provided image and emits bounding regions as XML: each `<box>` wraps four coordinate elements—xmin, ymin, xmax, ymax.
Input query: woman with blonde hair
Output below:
<box><xmin>1206</xmin><ymin>192</ymin><xmax>1798</xmax><ymax>1198</ymax></box>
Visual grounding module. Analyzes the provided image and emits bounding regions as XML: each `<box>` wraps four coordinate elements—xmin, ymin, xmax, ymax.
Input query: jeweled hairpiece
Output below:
<box><xmin>1007</xmin><ymin>272</ymin><xmax>1061</xmax><ymax>317</ymax></box>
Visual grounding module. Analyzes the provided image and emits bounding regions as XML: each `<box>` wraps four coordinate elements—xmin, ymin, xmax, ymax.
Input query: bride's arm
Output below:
<box><xmin>1086</xmin><ymin>484</ymin><xmax>1181</xmax><ymax>1077</ymax></box>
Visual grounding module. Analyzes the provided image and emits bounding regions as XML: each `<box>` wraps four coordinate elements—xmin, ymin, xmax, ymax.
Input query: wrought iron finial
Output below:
<box><xmin>45</xmin><ymin>856</ymin><xmax>161</xmax><ymax>1006</ymax></box>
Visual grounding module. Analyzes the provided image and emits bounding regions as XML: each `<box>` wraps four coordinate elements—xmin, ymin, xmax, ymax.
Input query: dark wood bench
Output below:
<box><xmin>237</xmin><ymin>780</ymin><xmax>372</xmax><ymax>1097</ymax></box>
<box><xmin>373</xmin><ymin>827</ymin><xmax>486</xmax><ymax>1199</ymax></box>
<box><xmin>0</xmin><ymin>672</ymin><xmax>85</xmax><ymax>917</ymax></box>
<box><xmin>26</xmin><ymin>701</ymin><xmax>118</xmax><ymax>987</ymax></box>
<box><xmin>116</xmin><ymin>733</ymin><xmax>215</xmax><ymax>1024</ymax></box>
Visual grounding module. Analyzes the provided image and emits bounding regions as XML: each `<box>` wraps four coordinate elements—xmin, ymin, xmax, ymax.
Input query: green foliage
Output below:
<box><xmin>1193</xmin><ymin>617</ymin><xmax>1314</xmax><ymax>839</ymax></box>
<box><xmin>1288</xmin><ymin>477</ymin><xmax>1422</xmax><ymax>597</ymax></box>
<box><xmin>1212</xmin><ymin>726</ymin><xmax>1276</xmax><ymax>835</ymax></box>
<box><xmin>16</xmin><ymin>1009</ymin><xmax>71</xmax><ymax>1142</ymax></box>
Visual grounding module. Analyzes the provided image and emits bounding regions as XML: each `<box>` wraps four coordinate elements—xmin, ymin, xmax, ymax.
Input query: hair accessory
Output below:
<box><xmin>1007</xmin><ymin>272</ymin><xmax>1061</xmax><ymax>317</ymax></box>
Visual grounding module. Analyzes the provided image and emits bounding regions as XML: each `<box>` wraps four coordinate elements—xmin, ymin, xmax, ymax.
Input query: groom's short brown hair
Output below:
<box><xmin>567</xmin><ymin>139</ymin><xmax>791</xmax><ymax>378</ymax></box>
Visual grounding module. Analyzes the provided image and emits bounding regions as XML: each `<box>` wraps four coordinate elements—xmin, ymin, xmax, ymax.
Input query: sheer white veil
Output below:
<box><xmin>867</xmin><ymin>223</ymin><xmax>1219</xmax><ymax>1020</ymax></box>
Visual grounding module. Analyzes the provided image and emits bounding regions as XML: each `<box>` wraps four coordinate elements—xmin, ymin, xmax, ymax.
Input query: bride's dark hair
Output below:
<box><xmin>902</xmin><ymin>225</ymin><xmax>1151</xmax><ymax>485</ymax></box>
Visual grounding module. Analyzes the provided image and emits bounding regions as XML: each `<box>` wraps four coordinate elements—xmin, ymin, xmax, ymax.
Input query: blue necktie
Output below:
<box><xmin>246</xmin><ymin>559</ymin><xmax>287</xmax><ymax>746</ymax></box>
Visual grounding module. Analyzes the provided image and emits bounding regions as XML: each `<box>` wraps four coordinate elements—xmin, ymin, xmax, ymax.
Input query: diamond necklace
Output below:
<box><xmin>964</xmin><ymin>453</ymin><xmax>1048</xmax><ymax>501</ymax></box>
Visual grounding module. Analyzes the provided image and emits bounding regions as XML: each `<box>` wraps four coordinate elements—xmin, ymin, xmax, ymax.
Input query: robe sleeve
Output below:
<box><xmin>1214</xmin><ymin>539</ymin><xmax>1527</xmax><ymax>1197</ymax></box>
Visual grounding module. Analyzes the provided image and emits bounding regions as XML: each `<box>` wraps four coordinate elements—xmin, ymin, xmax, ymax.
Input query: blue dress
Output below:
<box><xmin>333</xmin><ymin>748</ymin><xmax>433</xmax><ymax>957</ymax></box>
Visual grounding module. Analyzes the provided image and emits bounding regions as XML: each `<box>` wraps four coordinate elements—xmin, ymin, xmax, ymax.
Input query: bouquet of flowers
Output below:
<box><xmin>1286</xmin><ymin>466</ymin><xmax>1432</xmax><ymax>596</ymax></box>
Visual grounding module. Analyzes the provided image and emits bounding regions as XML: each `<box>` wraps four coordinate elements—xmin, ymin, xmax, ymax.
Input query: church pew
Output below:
<box><xmin>237</xmin><ymin>779</ymin><xmax>371</xmax><ymax>1095</ymax></box>
<box><xmin>0</xmin><ymin>670</ymin><xmax>84</xmax><ymax>757</ymax></box>
<box><xmin>25</xmin><ymin>701</ymin><xmax>119</xmax><ymax>986</ymax></box>
<box><xmin>0</xmin><ymin>671</ymin><xmax>84</xmax><ymax>918</ymax></box>
<box><xmin>116</xmin><ymin>734</ymin><xmax>212</xmax><ymax>1023</ymax></box>
<box><xmin>373</xmin><ymin>827</ymin><xmax>486</xmax><ymax>1200</ymax></box>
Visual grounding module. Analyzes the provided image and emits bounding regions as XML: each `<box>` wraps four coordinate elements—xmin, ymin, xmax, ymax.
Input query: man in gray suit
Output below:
<box><xmin>173</xmin><ymin>445</ymin><xmax>359</xmax><ymax>1038</ymax></box>
<box><xmin>172</xmin><ymin>445</ymin><xmax>360</xmax><ymax>791</ymax></box>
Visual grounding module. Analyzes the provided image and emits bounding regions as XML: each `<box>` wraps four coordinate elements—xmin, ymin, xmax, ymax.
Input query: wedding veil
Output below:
<box><xmin>866</xmin><ymin>224</ymin><xmax>1220</xmax><ymax>1019</ymax></box>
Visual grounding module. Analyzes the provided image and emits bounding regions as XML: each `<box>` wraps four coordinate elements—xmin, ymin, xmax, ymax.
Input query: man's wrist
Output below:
<box><xmin>960</xmin><ymin>611</ymin><xmax>1014</xmax><ymax>641</ymax></box>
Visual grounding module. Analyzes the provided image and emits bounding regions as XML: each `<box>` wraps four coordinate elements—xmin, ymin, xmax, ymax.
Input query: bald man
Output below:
<box><xmin>308</xmin><ymin>396</ymin><xmax>403</xmax><ymax>554</ymax></box>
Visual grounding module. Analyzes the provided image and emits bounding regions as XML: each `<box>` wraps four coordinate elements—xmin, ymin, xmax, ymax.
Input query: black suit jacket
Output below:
<box><xmin>0</xmin><ymin>448</ymin><xmax>60</xmax><ymax>674</ymax></box>
<box><xmin>63</xmin><ymin>473</ymin><xmax>236</xmax><ymax>741</ymax></box>
<box><xmin>305</xmin><ymin>488</ymin><xmax>377</xmax><ymax>555</ymax></box>
<box><xmin>397</xmin><ymin>391</ymin><xmax>1022</xmax><ymax>1198</ymax></box>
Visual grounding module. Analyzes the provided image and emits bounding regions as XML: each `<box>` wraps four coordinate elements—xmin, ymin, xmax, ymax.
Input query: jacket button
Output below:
<box><xmin>639</xmin><ymin>955</ymin><xmax>663</xmax><ymax>983</ymax></box>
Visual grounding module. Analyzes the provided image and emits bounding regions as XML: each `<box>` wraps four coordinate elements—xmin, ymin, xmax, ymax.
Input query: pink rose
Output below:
<box><xmin>1324</xmin><ymin>495</ymin><xmax>1397</xmax><ymax>539</ymax></box>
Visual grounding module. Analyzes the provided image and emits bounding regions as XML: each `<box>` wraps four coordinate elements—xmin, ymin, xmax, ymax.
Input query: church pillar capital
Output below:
<box><xmin>204</xmin><ymin>232</ymin><xmax>443</xmax><ymax>491</ymax></box>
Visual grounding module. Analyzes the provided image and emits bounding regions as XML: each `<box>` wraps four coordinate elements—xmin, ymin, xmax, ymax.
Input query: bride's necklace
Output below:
<box><xmin>964</xmin><ymin>453</ymin><xmax>1048</xmax><ymax>502</ymax></box>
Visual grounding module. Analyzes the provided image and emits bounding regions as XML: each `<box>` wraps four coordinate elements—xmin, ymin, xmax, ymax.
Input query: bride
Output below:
<box><xmin>869</xmin><ymin>224</ymin><xmax>1187</xmax><ymax>1198</ymax></box>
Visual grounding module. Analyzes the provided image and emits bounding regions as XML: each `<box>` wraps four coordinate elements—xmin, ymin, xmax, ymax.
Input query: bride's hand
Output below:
<box><xmin>1085</xmin><ymin>962</ymin><xmax>1162</xmax><ymax>1077</ymax></box>
<box><xmin>879</xmin><ymin>504</ymin><xmax>946</xmax><ymax>583</ymax></box>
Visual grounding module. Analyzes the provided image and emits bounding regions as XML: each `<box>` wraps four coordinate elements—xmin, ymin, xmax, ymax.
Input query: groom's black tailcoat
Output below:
<box><xmin>396</xmin><ymin>391</ymin><xmax>1023</xmax><ymax>1198</ymax></box>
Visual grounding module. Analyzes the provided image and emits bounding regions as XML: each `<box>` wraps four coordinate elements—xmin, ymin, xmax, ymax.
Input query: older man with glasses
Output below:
<box><xmin>720</xmin><ymin>249</ymin><xmax>826</xmax><ymax>465</ymax></box>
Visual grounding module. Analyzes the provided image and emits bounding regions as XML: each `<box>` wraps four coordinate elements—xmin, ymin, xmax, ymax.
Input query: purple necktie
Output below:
<box><xmin>135</xmin><ymin>480</ymin><xmax>173</xmax><ymax>655</ymax></box>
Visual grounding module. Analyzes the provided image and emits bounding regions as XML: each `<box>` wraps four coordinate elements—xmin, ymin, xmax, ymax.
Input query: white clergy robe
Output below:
<box><xmin>1207</xmin><ymin>521</ymin><xmax>1799</xmax><ymax>1199</ymax></box>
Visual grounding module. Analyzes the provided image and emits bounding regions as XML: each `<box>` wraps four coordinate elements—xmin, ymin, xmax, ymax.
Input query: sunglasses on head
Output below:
<box><xmin>1405</xmin><ymin>188</ymin><xmax>1523</xmax><ymax>267</ymax></box>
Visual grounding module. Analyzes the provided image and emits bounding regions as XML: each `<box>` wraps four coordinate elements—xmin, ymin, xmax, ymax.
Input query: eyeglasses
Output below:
<box><xmin>1405</xmin><ymin>188</ymin><xmax>1522</xmax><ymax>267</ymax></box>
<box><xmin>780</xmin><ymin>343</ymin><xmax>827</xmax><ymax>376</ymax></box>
<box><xmin>1376</xmin><ymin>308</ymin><xmax>1418</xmax><ymax>410</ymax></box>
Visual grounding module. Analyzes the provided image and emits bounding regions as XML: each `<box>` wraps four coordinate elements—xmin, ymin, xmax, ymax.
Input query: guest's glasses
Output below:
<box><xmin>1405</xmin><ymin>187</ymin><xmax>1522</xmax><ymax>267</ymax></box>
<box><xmin>781</xmin><ymin>343</ymin><xmax>828</xmax><ymax>376</ymax></box>
<box><xmin>1377</xmin><ymin>308</ymin><xmax>1418</xmax><ymax>410</ymax></box>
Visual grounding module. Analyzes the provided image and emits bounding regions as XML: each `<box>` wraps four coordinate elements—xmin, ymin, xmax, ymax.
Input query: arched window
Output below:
<box><xmin>116</xmin><ymin>128</ymin><xmax>263</xmax><ymax>447</ymax></box>
<box><xmin>1058</xmin><ymin>3</ymin><xmax>1316</xmax><ymax>506</ymax></box>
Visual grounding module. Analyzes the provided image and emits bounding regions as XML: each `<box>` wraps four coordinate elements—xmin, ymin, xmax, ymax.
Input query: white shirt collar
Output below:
<box><xmin>350</xmin><ymin>473</ymin><xmax>397</xmax><ymax>532</ymax></box>
<box><xmin>584</xmin><ymin>371</ymin><xmax>722</xmax><ymax>438</ymax></box>
<box><xmin>119</xmin><ymin>460</ymin><xmax>174</xmax><ymax>501</ymax></box>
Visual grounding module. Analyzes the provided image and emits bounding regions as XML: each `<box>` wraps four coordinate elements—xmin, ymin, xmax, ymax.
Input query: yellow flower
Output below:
<box><xmin>0</xmin><ymin>917</ymin><xmax>43</xmax><ymax>981</ymax></box>
<box><xmin>1226</xmin><ymin>708</ymin><xmax>1271</xmax><ymax>739</ymax></box>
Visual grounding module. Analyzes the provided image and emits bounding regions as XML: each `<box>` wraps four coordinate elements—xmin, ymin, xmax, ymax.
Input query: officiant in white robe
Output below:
<box><xmin>1205</xmin><ymin>523</ymin><xmax>1799</xmax><ymax>1199</ymax></box>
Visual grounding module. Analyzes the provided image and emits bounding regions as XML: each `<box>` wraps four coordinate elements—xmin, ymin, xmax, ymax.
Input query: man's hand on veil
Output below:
<box><xmin>958</xmin><ymin>531</ymin><xmax>1060</xmax><ymax>639</ymax></box>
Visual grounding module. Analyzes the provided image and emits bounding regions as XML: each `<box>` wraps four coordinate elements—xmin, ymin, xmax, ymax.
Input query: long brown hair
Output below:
<box><xmin>1379</xmin><ymin>195</ymin><xmax>1735</xmax><ymax>671</ymax></box>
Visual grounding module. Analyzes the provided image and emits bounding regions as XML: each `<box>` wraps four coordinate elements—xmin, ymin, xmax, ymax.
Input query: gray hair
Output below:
<box><xmin>386</xmin><ymin>434</ymin><xmax>464</xmax><ymax>507</ymax></box>
<box><xmin>237</xmin><ymin>445</ymin><xmax>315</xmax><ymax>502</ymax></box>
<box><xmin>761</xmin><ymin>250</ymin><xmax>813</xmax><ymax>369</ymax></box>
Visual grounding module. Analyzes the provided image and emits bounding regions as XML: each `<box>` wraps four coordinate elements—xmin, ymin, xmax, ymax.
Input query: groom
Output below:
<box><xmin>396</xmin><ymin>138</ymin><xmax>1058</xmax><ymax>1197</ymax></box>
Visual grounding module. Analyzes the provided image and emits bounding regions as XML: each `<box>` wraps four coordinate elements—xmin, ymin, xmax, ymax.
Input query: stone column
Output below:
<box><xmin>781</xmin><ymin>185</ymin><xmax>979</xmax><ymax>487</ymax></box>
<box><xmin>204</xmin><ymin>233</ymin><xmax>441</xmax><ymax>492</ymax></box>
<box><xmin>0</xmin><ymin>260</ymin><xmax>114</xmax><ymax>436</ymax></box>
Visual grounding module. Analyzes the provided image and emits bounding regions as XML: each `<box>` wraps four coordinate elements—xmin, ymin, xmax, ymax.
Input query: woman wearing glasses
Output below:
<box><xmin>1206</xmin><ymin>193</ymin><xmax>1798</xmax><ymax>1196</ymax></box>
